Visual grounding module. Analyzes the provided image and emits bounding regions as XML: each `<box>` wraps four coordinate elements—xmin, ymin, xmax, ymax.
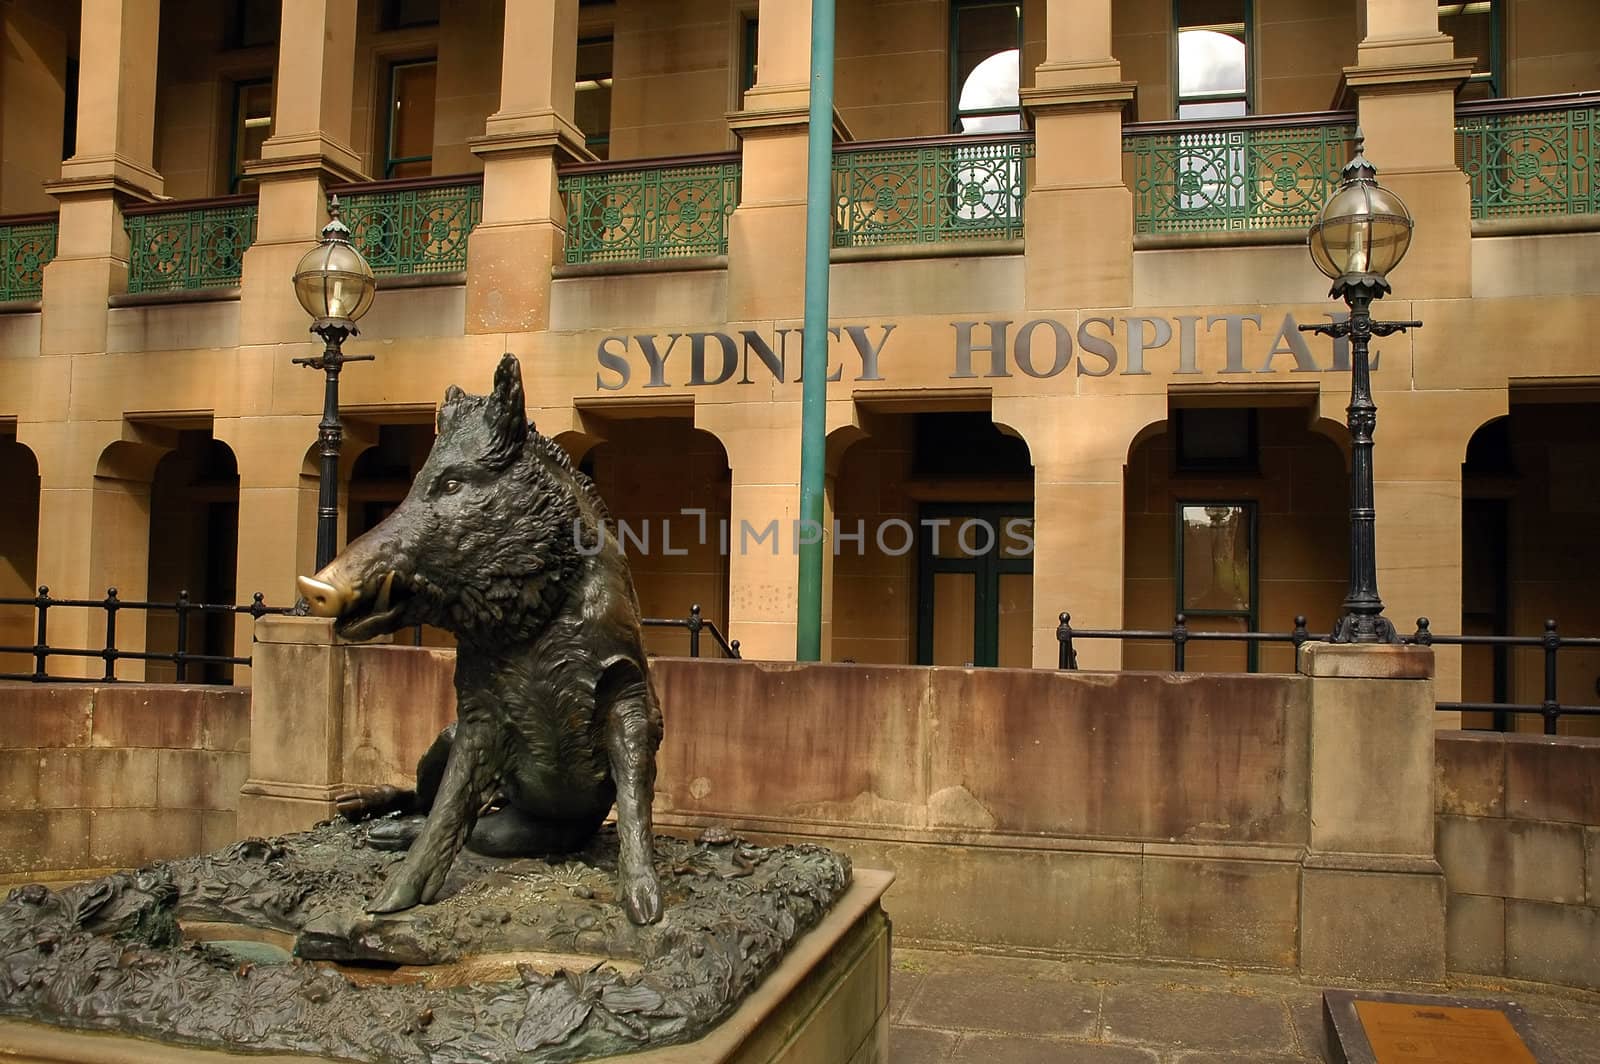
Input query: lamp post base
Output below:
<box><xmin>1330</xmin><ymin>611</ymin><xmax>1399</xmax><ymax>645</ymax></box>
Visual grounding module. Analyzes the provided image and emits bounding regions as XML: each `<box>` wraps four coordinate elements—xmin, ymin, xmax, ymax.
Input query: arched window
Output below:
<box><xmin>951</xmin><ymin>1</ymin><xmax>1021</xmax><ymax>133</ymax></box>
<box><xmin>1178</xmin><ymin>28</ymin><xmax>1247</xmax><ymax>119</ymax></box>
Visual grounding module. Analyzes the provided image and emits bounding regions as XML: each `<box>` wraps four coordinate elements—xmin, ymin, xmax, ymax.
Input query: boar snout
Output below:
<box><xmin>296</xmin><ymin>574</ymin><xmax>353</xmax><ymax>617</ymax></box>
<box><xmin>296</xmin><ymin>547</ymin><xmax>407</xmax><ymax>641</ymax></box>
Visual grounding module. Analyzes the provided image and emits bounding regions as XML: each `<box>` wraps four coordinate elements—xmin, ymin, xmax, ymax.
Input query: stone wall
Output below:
<box><xmin>0</xmin><ymin>683</ymin><xmax>248</xmax><ymax>880</ymax></box>
<box><xmin>241</xmin><ymin>621</ymin><xmax>1445</xmax><ymax>979</ymax></box>
<box><xmin>1437</xmin><ymin>730</ymin><xmax>1600</xmax><ymax>989</ymax></box>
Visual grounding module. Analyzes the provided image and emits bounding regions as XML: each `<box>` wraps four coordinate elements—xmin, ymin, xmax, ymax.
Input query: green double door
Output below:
<box><xmin>915</xmin><ymin>503</ymin><xmax>1034</xmax><ymax>668</ymax></box>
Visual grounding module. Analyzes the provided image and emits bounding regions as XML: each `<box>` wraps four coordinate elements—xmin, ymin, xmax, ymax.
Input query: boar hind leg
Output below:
<box><xmin>600</xmin><ymin>663</ymin><xmax>664</xmax><ymax>925</ymax></box>
<box><xmin>368</xmin><ymin>722</ymin><xmax>494</xmax><ymax>913</ymax></box>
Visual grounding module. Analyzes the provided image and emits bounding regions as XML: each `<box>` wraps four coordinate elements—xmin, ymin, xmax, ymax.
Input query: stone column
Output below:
<box><xmin>1298</xmin><ymin>642</ymin><xmax>1446</xmax><ymax>982</ymax></box>
<box><xmin>39</xmin><ymin>0</ymin><xmax>162</xmax><ymax>355</ymax></box>
<box><xmin>1369</xmin><ymin>387</ymin><xmax>1507</xmax><ymax>705</ymax></box>
<box><xmin>697</xmin><ymin>400</ymin><xmax>804</xmax><ymax>661</ymax></box>
<box><xmin>996</xmin><ymin>392</ymin><xmax>1165</xmax><ymax>668</ymax></box>
<box><xmin>465</xmin><ymin>0</ymin><xmax>586</xmax><ymax>334</ymax></box>
<box><xmin>1018</xmin><ymin>0</ymin><xmax>1136</xmax><ymax>312</ymax></box>
<box><xmin>215</xmin><ymin>414</ymin><xmax>324</xmax><ymax>679</ymax></box>
<box><xmin>17</xmin><ymin>419</ymin><xmax>164</xmax><ymax>678</ymax></box>
<box><xmin>238</xmin><ymin>0</ymin><xmax>365</xmax><ymax>347</ymax></box>
<box><xmin>724</xmin><ymin>0</ymin><xmax>814</xmax><ymax>322</ymax></box>
<box><xmin>0</xmin><ymin>3</ymin><xmax>72</xmax><ymax>214</ymax></box>
<box><xmin>1344</xmin><ymin>0</ymin><xmax>1476</xmax><ymax>300</ymax></box>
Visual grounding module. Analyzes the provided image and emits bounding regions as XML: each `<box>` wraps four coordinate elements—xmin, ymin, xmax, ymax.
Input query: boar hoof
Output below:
<box><xmin>620</xmin><ymin>870</ymin><xmax>663</xmax><ymax>926</ymax></box>
<box><xmin>364</xmin><ymin>814</ymin><xmax>426</xmax><ymax>852</ymax></box>
<box><xmin>367</xmin><ymin>873</ymin><xmax>426</xmax><ymax>914</ymax></box>
<box><xmin>335</xmin><ymin>785</ymin><xmax>413</xmax><ymax>822</ymax></box>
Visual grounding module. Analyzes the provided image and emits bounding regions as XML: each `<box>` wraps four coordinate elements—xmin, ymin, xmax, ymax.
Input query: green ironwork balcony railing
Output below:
<box><xmin>559</xmin><ymin>153</ymin><xmax>741</xmax><ymax>265</ymax></box>
<box><xmin>0</xmin><ymin>213</ymin><xmax>57</xmax><ymax>302</ymax></box>
<box><xmin>832</xmin><ymin>132</ymin><xmax>1034</xmax><ymax>248</ymax></box>
<box><xmin>1123</xmin><ymin>113</ymin><xmax>1356</xmax><ymax>236</ymax></box>
<box><xmin>1457</xmin><ymin>93</ymin><xmax>1600</xmax><ymax>221</ymax></box>
<box><xmin>124</xmin><ymin>196</ymin><xmax>258</xmax><ymax>294</ymax></box>
<box><xmin>332</xmin><ymin>175</ymin><xmax>484</xmax><ymax>276</ymax></box>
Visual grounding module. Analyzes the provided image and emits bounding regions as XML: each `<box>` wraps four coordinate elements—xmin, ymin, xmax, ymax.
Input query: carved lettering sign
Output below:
<box><xmin>593</xmin><ymin>313</ymin><xmax>1369</xmax><ymax>390</ymax></box>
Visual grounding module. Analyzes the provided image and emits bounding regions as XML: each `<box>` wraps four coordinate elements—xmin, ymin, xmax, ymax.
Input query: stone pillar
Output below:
<box><xmin>996</xmin><ymin>392</ymin><xmax>1164</xmax><ymax>668</ymax></box>
<box><xmin>1019</xmin><ymin>0</ymin><xmax>1136</xmax><ymax>311</ymax></box>
<box><xmin>465</xmin><ymin>0</ymin><xmax>586</xmax><ymax>334</ymax></box>
<box><xmin>1298</xmin><ymin>642</ymin><xmax>1446</xmax><ymax>982</ymax></box>
<box><xmin>215</xmin><ymin>415</ymin><xmax>324</xmax><ymax>679</ymax></box>
<box><xmin>698</xmin><ymin>400</ymin><xmax>804</xmax><ymax>661</ymax></box>
<box><xmin>39</xmin><ymin>0</ymin><xmax>162</xmax><ymax>355</ymax></box>
<box><xmin>1369</xmin><ymin>387</ymin><xmax>1507</xmax><ymax>705</ymax></box>
<box><xmin>238</xmin><ymin>0</ymin><xmax>365</xmax><ymax>347</ymax></box>
<box><xmin>725</xmin><ymin>0</ymin><xmax>814</xmax><ymax>322</ymax></box>
<box><xmin>238</xmin><ymin>617</ymin><xmax>352</xmax><ymax>835</ymax></box>
<box><xmin>17</xmin><ymin>420</ymin><xmax>165</xmax><ymax>678</ymax></box>
<box><xmin>1344</xmin><ymin>0</ymin><xmax>1476</xmax><ymax>300</ymax></box>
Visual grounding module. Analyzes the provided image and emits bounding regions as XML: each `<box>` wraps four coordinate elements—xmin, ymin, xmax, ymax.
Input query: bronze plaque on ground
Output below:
<box><xmin>1323</xmin><ymin>989</ymin><xmax>1544</xmax><ymax>1064</ymax></box>
<box><xmin>1354</xmin><ymin>1000</ymin><xmax>1537</xmax><ymax>1062</ymax></box>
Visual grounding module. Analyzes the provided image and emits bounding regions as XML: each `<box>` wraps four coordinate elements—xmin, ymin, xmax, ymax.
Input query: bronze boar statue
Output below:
<box><xmin>295</xmin><ymin>353</ymin><xmax>663</xmax><ymax>925</ymax></box>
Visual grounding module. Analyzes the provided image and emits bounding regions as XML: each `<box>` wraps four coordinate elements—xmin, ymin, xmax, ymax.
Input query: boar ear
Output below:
<box><xmin>482</xmin><ymin>353</ymin><xmax>529</xmax><ymax>468</ymax></box>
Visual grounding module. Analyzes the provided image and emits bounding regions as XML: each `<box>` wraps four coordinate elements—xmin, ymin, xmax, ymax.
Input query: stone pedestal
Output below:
<box><xmin>236</xmin><ymin>615</ymin><xmax>388</xmax><ymax>837</ymax></box>
<box><xmin>1298</xmin><ymin>641</ymin><xmax>1447</xmax><ymax>982</ymax></box>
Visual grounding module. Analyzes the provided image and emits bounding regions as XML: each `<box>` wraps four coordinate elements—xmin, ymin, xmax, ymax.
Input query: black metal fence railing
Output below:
<box><xmin>642</xmin><ymin>603</ymin><xmax>741</xmax><ymax>659</ymax></box>
<box><xmin>1055</xmin><ymin>611</ymin><xmax>1600</xmax><ymax>735</ymax></box>
<box><xmin>0</xmin><ymin>589</ymin><xmax>740</xmax><ymax>683</ymax></box>
<box><xmin>0</xmin><ymin>586</ymin><xmax>295</xmax><ymax>683</ymax></box>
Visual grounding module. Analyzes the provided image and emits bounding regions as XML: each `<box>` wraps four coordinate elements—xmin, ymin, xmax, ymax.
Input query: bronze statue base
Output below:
<box><xmin>0</xmin><ymin>820</ymin><xmax>854</xmax><ymax>1063</ymax></box>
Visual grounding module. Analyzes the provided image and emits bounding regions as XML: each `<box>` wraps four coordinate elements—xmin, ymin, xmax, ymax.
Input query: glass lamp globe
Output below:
<box><xmin>1308</xmin><ymin>136</ymin><xmax>1413</xmax><ymax>290</ymax></box>
<box><xmin>292</xmin><ymin>197</ymin><xmax>376</xmax><ymax>328</ymax></box>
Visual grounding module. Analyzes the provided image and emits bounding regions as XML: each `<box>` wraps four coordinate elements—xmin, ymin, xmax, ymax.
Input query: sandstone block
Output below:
<box><xmin>1300</xmin><ymin>867</ymin><xmax>1445</xmax><ymax>983</ymax></box>
<box><xmin>1434</xmin><ymin>732</ymin><xmax>1505</xmax><ymax>817</ymax></box>
<box><xmin>1504</xmin><ymin>734</ymin><xmax>1600</xmax><ymax>824</ymax></box>
<box><xmin>1437</xmin><ymin>815</ymin><xmax>1586</xmax><ymax>903</ymax></box>
<box><xmin>1446</xmin><ymin>892</ymin><xmax>1505</xmax><ymax>976</ymax></box>
<box><xmin>1139</xmin><ymin>856</ymin><xmax>1299</xmax><ymax>968</ymax></box>
<box><xmin>1505</xmin><ymin>899</ymin><xmax>1600</xmax><ymax>989</ymax></box>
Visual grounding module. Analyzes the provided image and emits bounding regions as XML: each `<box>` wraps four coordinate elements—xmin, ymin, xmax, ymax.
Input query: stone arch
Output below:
<box><xmin>145</xmin><ymin>433</ymin><xmax>241</xmax><ymax>682</ymax></box>
<box><xmin>0</xmin><ymin>435</ymin><xmax>41</xmax><ymax>676</ymax></box>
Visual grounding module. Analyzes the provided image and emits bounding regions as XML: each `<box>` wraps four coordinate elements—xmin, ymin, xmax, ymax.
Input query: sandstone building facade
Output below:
<box><xmin>0</xmin><ymin>0</ymin><xmax>1596</xmax><ymax>731</ymax></box>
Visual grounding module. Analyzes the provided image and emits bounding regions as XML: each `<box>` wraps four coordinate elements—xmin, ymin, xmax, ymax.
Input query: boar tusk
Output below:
<box><xmin>374</xmin><ymin>571</ymin><xmax>396</xmax><ymax>616</ymax></box>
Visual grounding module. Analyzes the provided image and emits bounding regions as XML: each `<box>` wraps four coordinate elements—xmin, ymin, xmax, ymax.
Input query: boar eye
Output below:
<box><xmin>442</xmin><ymin>479</ymin><xmax>463</xmax><ymax>495</ymax></box>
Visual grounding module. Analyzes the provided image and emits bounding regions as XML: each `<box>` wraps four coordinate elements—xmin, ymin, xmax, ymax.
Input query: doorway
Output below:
<box><xmin>916</xmin><ymin>502</ymin><xmax>1034</xmax><ymax>667</ymax></box>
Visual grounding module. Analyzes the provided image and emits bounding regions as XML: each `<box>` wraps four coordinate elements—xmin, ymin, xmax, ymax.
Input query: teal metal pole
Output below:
<box><xmin>796</xmin><ymin>0</ymin><xmax>835</xmax><ymax>662</ymax></box>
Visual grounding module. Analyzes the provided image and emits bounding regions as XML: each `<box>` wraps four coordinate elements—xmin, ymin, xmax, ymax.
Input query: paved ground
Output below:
<box><xmin>889</xmin><ymin>947</ymin><xmax>1600</xmax><ymax>1063</ymax></box>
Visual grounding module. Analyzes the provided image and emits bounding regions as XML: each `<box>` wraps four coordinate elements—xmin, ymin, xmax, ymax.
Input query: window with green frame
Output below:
<box><xmin>229</xmin><ymin>78</ymin><xmax>273</xmax><ymax>194</ymax></box>
<box><xmin>950</xmin><ymin>0</ymin><xmax>1022</xmax><ymax>133</ymax></box>
<box><xmin>1175</xmin><ymin>500</ymin><xmax>1259</xmax><ymax>671</ymax></box>
<box><xmin>1175</xmin><ymin>0</ymin><xmax>1250</xmax><ymax>119</ymax></box>
<box><xmin>383</xmin><ymin>58</ymin><xmax>436</xmax><ymax>179</ymax></box>
<box><xmin>576</xmin><ymin>36</ymin><xmax>613</xmax><ymax>160</ymax></box>
<box><xmin>1439</xmin><ymin>1</ymin><xmax>1501</xmax><ymax>100</ymax></box>
<box><xmin>739</xmin><ymin>16</ymin><xmax>759</xmax><ymax>109</ymax></box>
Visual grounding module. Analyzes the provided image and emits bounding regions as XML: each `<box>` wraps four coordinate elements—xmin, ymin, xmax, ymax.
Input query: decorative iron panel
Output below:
<box><xmin>340</xmin><ymin>181</ymin><xmax>483</xmax><ymax>275</ymax></box>
<box><xmin>0</xmin><ymin>218</ymin><xmax>57</xmax><ymax>302</ymax></box>
<box><xmin>832</xmin><ymin>136</ymin><xmax>1034</xmax><ymax>247</ymax></box>
<box><xmin>560</xmin><ymin>161</ymin><xmax>740</xmax><ymax>264</ymax></box>
<box><xmin>125</xmin><ymin>204</ymin><xmax>257</xmax><ymax>293</ymax></box>
<box><xmin>1124</xmin><ymin>122</ymin><xmax>1354</xmax><ymax>235</ymax></box>
<box><xmin>1457</xmin><ymin>104</ymin><xmax>1600</xmax><ymax>219</ymax></box>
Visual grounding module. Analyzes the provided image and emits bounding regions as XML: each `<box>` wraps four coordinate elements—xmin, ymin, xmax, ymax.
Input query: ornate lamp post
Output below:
<box><xmin>1300</xmin><ymin>135</ymin><xmax>1421</xmax><ymax>643</ymax></box>
<box><xmin>292</xmin><ymin>195</ymin><xmax>377</xmax><ymax>571</ymax></box>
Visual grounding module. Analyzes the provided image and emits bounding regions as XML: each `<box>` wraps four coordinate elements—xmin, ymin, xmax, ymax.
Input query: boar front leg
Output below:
<box><xmin>368</xmin><ymin>721</ymin><xmax>496</xmax><ymax>913</ymax></box>
<box><xmin>601</xmin><ymin>664</ymin><xmax>663</xmax><ymax>925</ymax></box>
